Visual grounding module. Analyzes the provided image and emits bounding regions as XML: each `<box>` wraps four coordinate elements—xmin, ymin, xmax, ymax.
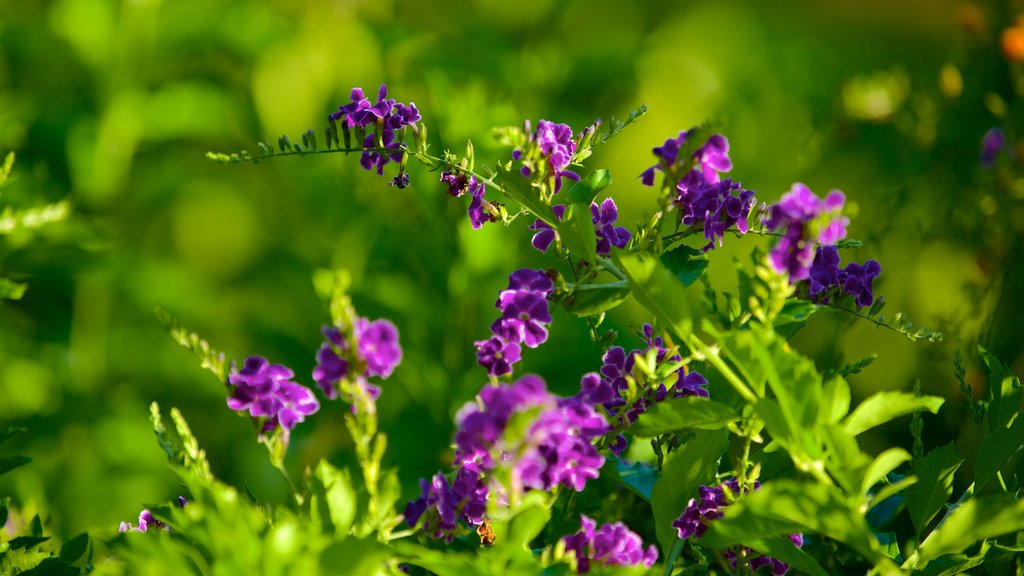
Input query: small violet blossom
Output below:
<box><xmin>226</xmin><ymin>356</ymin><xmax>319</xmax><ymax>436</ymax></box>
<box><xmin>119</xmin><ymin>497</ymin><xmax>187</xmax><ymax>533</ymax></box>
<box><xmin>404</xmin><ymin>467</ymin><xmax>489</xmax><ymax>542</ymax></box>
<box><xmin>329</xmin><ymin>84</ymin><xmax>420</xmax><ymax>177</ymax></box>
<box><xmin>763</xmin><ymin>183</ymin><xmax>849</xmax><ymax>281</ymax></box>
<box><xmin>441</xmin><ymin>170</ymin><xmax>495</xmax><ymax>229</ymax></box>
<box><xmin>313</xmin><ymin>318</ymin><xmax>402</xmax><ymax>410</ymax></box>
<box><xmin>672</xmin><ymin>479</ymin><xmax>803</xmax><ymax>576</ymax></box>
<box><xmin>513</xmin><ymin>119</ymin><xmax>581</xmax><ymax>194</ymax></box>
<box><xmin>528</xmin><ymin>199</ymin><xmax>630</xmax><ymax>256</ymax></box>
<box><xmin>640</xmin><ymin>131</ymin><xmax>756</xmax><ymax>251</ymax></box>
<box><xmin>475</xmin><ymin>269</ymin><xmax>554</xmax><ymax>377</ymax></box>
<box><xmin>560</xmin><ymin>515</ymin><xmax>658</xmax><ymax>574</ymax></box>
<box><xmin>981</xmin><ymin>127</ymin><xmax>1006</xmax><ymax>167</ymax></box>
<box><xmin>577</xmin><ymin>324</ymin><xmax>708</xmax><ymax>455</ymax></box>
<box><xmin>807</xmin><ymin>245</ymin><xmax>882</xmax><ymax>308</ymax></box>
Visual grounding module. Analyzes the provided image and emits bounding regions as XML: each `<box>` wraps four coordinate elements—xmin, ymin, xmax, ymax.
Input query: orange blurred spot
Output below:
<box><xmin>1002</xmin><ymin>25</ymin><xmax>1024</xmax><ymax>61</ymax></box>
<box><xmin>955</xmin><ymin>3</ymin><xmax>986</xmax><ymax>35</ymax></box>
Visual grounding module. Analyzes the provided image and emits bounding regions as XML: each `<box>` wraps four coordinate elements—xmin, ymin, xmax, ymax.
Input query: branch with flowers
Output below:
<box><xmin>97</xmin><ymin>83</ymin><xmax>1023</xmax><ymax>576</ymax></box>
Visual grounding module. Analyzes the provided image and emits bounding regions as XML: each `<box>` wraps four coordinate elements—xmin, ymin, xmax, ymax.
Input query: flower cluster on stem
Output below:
<box><xmin>559</xmin><ymin>515</ymin><xmax>658</xmax><ymax>574</ymax></box>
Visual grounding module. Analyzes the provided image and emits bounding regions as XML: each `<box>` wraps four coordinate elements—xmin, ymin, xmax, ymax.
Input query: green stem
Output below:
<box><xmin>685</xmin><ymin>334</ymin><xmax>758</xmax><ymax>404</ymax></box>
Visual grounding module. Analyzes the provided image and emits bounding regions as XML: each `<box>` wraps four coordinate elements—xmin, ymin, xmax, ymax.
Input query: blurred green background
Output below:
<box><xmin>1</xmin><ymin>0</ymin><xmax>1022</xmax><ymax>537</ymax></box>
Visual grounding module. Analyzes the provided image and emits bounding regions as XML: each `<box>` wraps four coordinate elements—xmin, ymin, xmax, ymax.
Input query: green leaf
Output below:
<box><xmin>974</xmin><ymin>413</ymin><xmax>1024</xmax><ymax>490</ymax></box>
<box><xmin>904</xmin><ymin>443</ymin><xmax>962</xmax><ymax>537</ymax></box>
<box><xmin>562</xmin><ymin>284</ymin><xmax>630</xmax><ymax>316</ymax></box>
<box><xmin>559</xmin><ymin>201</ymin><xmax>599</xmax><ymax>265</ymax></box>
<box><xmin>494</xmin><ymin>170</ymin><xmax>554</xmax><ymax>227</ymax></box>
<box><xmin>307</xmin><ymin>459</ymin><xmax>357</xmax><ymax>539</ymax></box>
<box><xmin>821</xmin><ymin>376</ymin><xmax>851</xmax><ymax>425</ymax></box>
<box><xmin>320</xmin><ymin>536</ymin><xmax>393</xmax><ymax>576</ymax></box>
<box><xmin>842</xmin><ymin>392</ymin><xmax>944</xmax><ymax>437</ymax></box>
<box><xmin>8</xmin><ymin>536</ymin><xmax>50</xmax><ymax>550</ymax></box>
<box><xmin>773</xmin><ymin>299</ymin><xmax>819</xmax><ymax>339</ymax></box>
<box><xmin>0</xmin><ymin>277</ymin><xmax>27</xmax><ymax>300</ymax></box>
<box><xmin>59</xmin><ymin>532</ymin><xmax>90</xmax><ymax>564</ymax></box>
<box><xmin>567</xmin><ymin>169</ymin><xmax>611</xmax><ymax>205</ymax></box>
<box><xmin>660</xmin><ymin>245</ymin><xmax>708</xmax><ymax>287</ymax></box>
<box><xmin>613</xmin><ymin>458</ymin><xmax>657</xmax><ymax>502</ymax></box>
<box><xmin>0</xmin><ymin>426</ymin><xmax>26</xmax><ymax>447</ymax></box>
<box><xmin>699</xmin><ymin>480</ymin><xmax>885</xmax><ymax>565</ymax></box>
<box><xmin>916</xmin><ymin>494</ymin><xmax>1024</xmax><ymax>565</ymax></box>
<box><xmin>746</xmin><ymin>535</ymin><xmax>830</xmax><ymax>576</ymax></box>
<box><xmin>650</xmin><ymin>429</ymin><xmax>729</xmax><ymax>555</ymax></box>
<box><xmin>862</xmin><ymin>448</ymin><xmax>912</xmax><ymax>496</ymax></box>
<box><xmin>393</xmin><ymin>541</ymin><xmax>486</xmax><ymax>576</ymax></box>
<box><xmin>631</xmin><ymin>397</ymin><xmax>738</xmax><ymax>436</ymax></box>
<box><xmin>614</xmin><ymin>252</ymin><xmax>692</xmax><ymax>340</ymax></box>
<box><xmin>0</xmin><ymin>455</ymin><xmax>31</xmax><ymax>476</ymax></box>
<box><xmin>19</xmin><ymin>557</ymin><xmax>79</xmax><ymax>576</ymax></box>
<box><xmin>979</xmin><ymin>346</ymin><xmax>1022</xmax><ymax>434</ymax></box>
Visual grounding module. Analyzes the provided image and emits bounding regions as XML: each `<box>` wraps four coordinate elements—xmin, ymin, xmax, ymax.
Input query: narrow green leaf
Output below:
<box><xmin>567</xmin><ymin>169</ymin><xmax>611</xmax><ymax>205</ymax></box>
<box><xmin>904</xmin><ymin>443</ymin><xmax>962</xmax><ymax>537</ymax></box>
<box><xmin>320</xmin><ymin>536</ymin><xmax>394</xmax><ymax>576</ymax></box>
<box><xmin>917</xmin><ymin>495</ymin><xmax>1024</xmax><ymax>565</ymax></box>
<box><xmin>615</xmin><ymin>252</ymin><xmax>692</xmax><ymax>340</ymax></box>
<box><xmin>561</xmin><ymin>284</ymin><xmax>630</xmax><ymax>316</ymax></box>
<box><xmin>0</xmin><ymin>427</ymin><xmax>26</xmax><ymax>447</ymax></box>
<box><xmin>8</xmin><ymin>535</ymin><xmax>49</xmax><ymax>549</ymax></box>
<box><xmin>59</xmin><ymin>532</ymin><xmax>90</xmax><ymax>563</ymax></box>
<box><xmin>862</xmin><ymin>448</ymin><xmax>912</xmax><ymax>496</ymax></box>
<box><xmin>974</xmin><ymin>413</ymin><xmax>1024</xmax><ymax>490</ymax></box>
<box><xmin>842</xmin><ymin>392</ymin><xmax>944</xmax><ymax>437</ymax></box>
<box><xmin>631</xmin><ymin>397</ymin><xmax>738</xmax><ymax>436</ymax></box>
<box><xmin>0</xmin><ymin>455</ymin><xmax>31</xmax><ymax>476</ymax></box>
<box><xmin>747</xmin><ymin>535</ymin><xmax>830</xmax><ymax>576</ymax></box>
<box><xmin>979</xmin><ymin>346</ymin><xmax>1022</xmax><ymax>434</ymax></box>
<box><xmin>773</xmin><ymin>299</ymin><xmax>819</xmax><ymax>339</ymax></box>
<box><xmin>660</xmin><ymin>245</ymin><xmax>708</xmax><ymax>287</ymax></box>
<box><xmin>650</xmin><ymin>429</ymin><xmax>729</xmax><ymax>555</ymax></box>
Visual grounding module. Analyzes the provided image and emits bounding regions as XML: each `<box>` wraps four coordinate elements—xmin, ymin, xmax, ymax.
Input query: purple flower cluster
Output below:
<box><xmin>673</xmin><ymin>479</ymin><xmax>803</xmax><ymax>576</ymax></box>
<box><xmin>763</xmin><ymin>183</ymin><xmax>849</xmax><ymax>281</ymax></box>
<box><xmin>226</xmin><ymin>356</ymin><xmax>319</xmax><ymax>436</ymax></box>
<box><xmin>404</xmin><ymin>467</ymin><xmax>488</xmax><ymax>542</ymax></box>
<box><xmin>441</xmin><ymin>170</ymin><xmax>494</xmax><ymax>229</ymax></box>
<box><xmin>406</xmin><ymin>375</ymin><xmax>609</xmax><ymax>540</ymax></box>
<box><xmin>119</xmin><ymin>497</ymin><xmax>187</xmax><ymax>533</ymax></box>
<box><xmin>313</xmin><ymin>318</ymin><xmax>402</xmax><ymax>410</ymax></box>
<box><xmin>527</xmin><ymin>198</ymin><xmax>631</xmax><ymax>256</ymax></box>
<box><xmin>454</xmin><ymin>376</ymin><xmax>608</xmax><ymax>492</ymax></box>
<box><xmin>560</xmin><ymin>515</ymin><xmax>658</xmax><ymax>574</ymax></box>
<box><xmin>807</xmin><ymin>245</ymin><xmax>882</xmax><ymax>308</ymax></box>
<box><xmin>578</xmin><ymin>325</ymin><xmax>708</xmax><ymax>454</ymax></box>
<box><xmin>329</xmin><ymin>84</ymin><xmax>421</xmax><ymax>176</ymax></box>
<box><xmin>475</xmin><ymin>269</ymin><xmax>553</xmax><ymax>377</ymax></box>
<box><xmin>512</xmin><ymin>119</ymin><xmax>581</xmax><ymax>194</ymax></box>
<box><xmin>981</xmin><ymin>127</ymin><xmax>1006</xmax><ymax>167</ymax></box>
<box><xmin>640</xmin><ymin>132</ymin><xmax>756</xmax><ymax>251</ymax></box>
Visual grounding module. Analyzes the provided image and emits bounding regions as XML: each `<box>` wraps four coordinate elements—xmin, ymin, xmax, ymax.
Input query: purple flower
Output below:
<box><xmin>313</xmin><ymin>327</ymin><xmax>348</xmax><ymax>399</ymax></box>
<box><xmin>512</xmin><ymin>119</ymin><xmax>579</xmax><ymax>194</ymax></box>
<box><xmin>981</xmin><ymin>127</ymin><xmax>1006</xmax><ymax>167</ymax></box>
<box><xmin>591</xmin><ymin>198</ymin><xmax>632</xmax><ymax>255</ymax></box>
<box><xmin>515</xmin><ymin>397</ymin><xmax>608</xmax><ymax>492</ymax></box>
<box><xmin>488</xmin><ymin>269</ymin><xmax>554</xmax><ymax>350</ymax></box>
<box><xmin>535</xmin><ymin>120</ymin><xmax>576</xmax><ymax>173</ymax></box>
<box><xmin>804</xmin><ymin>245</ymin><xmax>882</xmax><ymax>308</ymax></box>
<box><xmin>404</xmin><ymin>468</ymin><xmax>489</xmax><ymax>542</ymax></box>
<box><xmin>560</xmin><ymin>515</ymin><xmax>658</xmax><ymax>574</ymax></box>
<box><xmin>227</xmin><ymin>356</ymin><xmax>319</xmax><ymax>435</ymax></box>
<box><xmin>329</xmin><ymin>84</ymin><xmax>420</xmax><ymax>178</ymax></box>
<box><xmin>355</xmin><ymin>318</ymin><xmax>402</xmax><ymax>379</ymax></box>
<box><xmin>641</xmin><ymin>132</ymin><xmax>755</xmax><ymax>251</ymax></box>
<box><xmin>475</xmin><ymin>337</ymin><xmax>522</xmax><ymax>377</ymax></box>
<box><xmin>453</xmin><ymin>375</ymin><xmax>555</xmax><ymax>472</ymax></box>
<box><xmin>672</xmin><ymin>479</ymin><xmax>803</xmax><ymax>575</ymax></box>
<box><xmin>764</xmin><ymin>183</ymin><xmax>849</xmax><ymax>281</ymax></box>
<box><xmin>528</xmin><ymin>205</ymin><xmax>566</xmax><ymax>253</ymax></box>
